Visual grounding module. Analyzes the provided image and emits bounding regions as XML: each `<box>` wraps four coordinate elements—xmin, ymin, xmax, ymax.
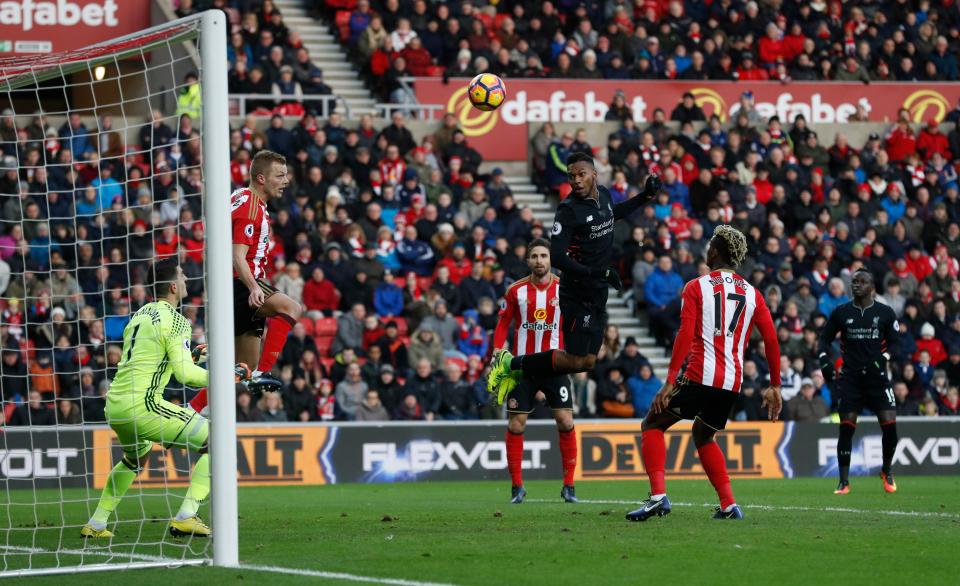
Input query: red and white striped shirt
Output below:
<box><xmin>493</xmin><ymin>275</ymin><xmax>563</xmax><ymax>355</ymax></box>
<box><xmin>231</xmin><ymin>187</ymin><xmax>271</xmax><ymax>279</ymax></box>
<box><xmin>667</xmin><ymin>270</ymin><xmax>781</xmax><ymax>392</ymax></box>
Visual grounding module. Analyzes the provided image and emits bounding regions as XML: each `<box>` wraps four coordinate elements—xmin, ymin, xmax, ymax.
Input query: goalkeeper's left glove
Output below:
<box><xmin>234</xmin><ymin>362</ymin><xmax>251</xmax><ymax>383</ymax></box>
<box><xmin>192</xmin><ymin>343</ymin><xmax>207</xmax><ymax>365</ymax></box>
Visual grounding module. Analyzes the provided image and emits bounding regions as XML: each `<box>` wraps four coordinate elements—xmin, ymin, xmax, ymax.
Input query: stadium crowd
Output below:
<box><xmin>313</xmin><ymin>0</ymin><xmax>960</xmax><ymax>102</ymax></box>
<box><xmin>2</xmin><ymin>0</ymin><xmax>960</xmax><ymax>427</ymax></box>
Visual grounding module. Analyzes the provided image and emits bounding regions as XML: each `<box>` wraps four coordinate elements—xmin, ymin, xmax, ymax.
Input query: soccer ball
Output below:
<box><xmin>467</xmin><ymin>73</ymin><xmax>506</xmax><ymax>112</ymax></box>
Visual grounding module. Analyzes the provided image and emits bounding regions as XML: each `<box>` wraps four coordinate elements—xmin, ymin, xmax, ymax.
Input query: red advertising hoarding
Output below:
<box><xmin>415</xmin><ymin>79</ymin><xmax>960</xmax><ymax>162</ymax></box>
<box><xmin>0</xmin><ymin>0</ymin><xmax>151</xmax><ymax>55</ymax></box>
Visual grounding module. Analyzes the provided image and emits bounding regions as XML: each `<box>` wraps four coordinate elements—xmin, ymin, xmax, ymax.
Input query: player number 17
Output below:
<box><xmin>713</xmin><ymin>291</ymin><xmax>746</xmax><ymax>337</ymax></box>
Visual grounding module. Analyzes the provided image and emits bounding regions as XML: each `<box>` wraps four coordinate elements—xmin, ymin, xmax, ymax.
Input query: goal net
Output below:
<box><xmin>0</xmin><ymin>10</ymin><xmax>236</xmax><ymax>577</ymax></box>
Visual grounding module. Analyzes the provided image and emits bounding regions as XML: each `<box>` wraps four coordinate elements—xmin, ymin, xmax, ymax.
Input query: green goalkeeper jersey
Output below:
<box><xmin>107</xmin><ymin>300</ymin><xmax>207</xmax><ymax>412</ymax></box>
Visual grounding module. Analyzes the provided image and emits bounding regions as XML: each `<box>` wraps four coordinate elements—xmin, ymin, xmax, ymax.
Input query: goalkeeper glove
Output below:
<box><xmin>192</xmin><ymin>343</ymin><xmax>207</xmax><ymax>365</ymax></box>
<box><xmin>234</xmin><ymin>362</ymin><xmax>251</xmax><ymax>383</ymax></box>
<box><xmin>642</xmin><ymin>174</ymin><xmax>662</xmax><ymax>200</ymax></box>
<box><xmin>818</xmin><ymin>353</ymin><xmax>835</xmax><ymax>382</ymax></box>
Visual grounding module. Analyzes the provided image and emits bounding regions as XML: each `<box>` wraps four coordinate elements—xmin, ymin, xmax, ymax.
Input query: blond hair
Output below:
<box><xmin>711</xmin><ymin>225</ymin><xmax>748</xmax><ymax>267</ymax></box>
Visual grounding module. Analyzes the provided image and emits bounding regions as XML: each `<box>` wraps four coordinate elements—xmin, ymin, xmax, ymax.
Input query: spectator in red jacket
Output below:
<box><xmin>917</xmin><ymin>119</ymin><xmax>951</xmax><ymax>162</ymax></box>
<box><xmin>303</xmin><ymin>267</ymin><xmax>341</xmax><ymax>318</ymax></box>
<box><xmin>885</xmin><ymin>120</ymin><xmax>917</xmax><ymax>163</ymax></box>
<box><xmin>737</xmin><ymin>53</ymin><xmax>770</xmax><ymax>80</ymax></box>
<box><xmin>905</xmin><ymin>244</ymin><xmax>936</xmax><ymax>283</ymax></box>
<box><xmin>914</xmin><ymin>322</ymin><xmax>948</xmax><ymax>366</ymax></box>
<box><xmin>782</xmin><ymin>22</ymin><xmax>807</xmax><ymax>62</ymax></box>
<box><xmin>436</xmin><ymin>242</ymin><xmax>472</xmax><ymax>284</ymax></box>
<box><xmin>400</xmin><ymin>37</ymin><xmax>433</xmax><ymax>77</ymax></box>
<box><xmin>665</xmin><ymin>203</ymin><xmax>693</xmax><ymax>240</ymax></box>
<box><xmin>758</xmin><ymin>23</ymin><xmax>785</xmax><ymax>68</ymax></box>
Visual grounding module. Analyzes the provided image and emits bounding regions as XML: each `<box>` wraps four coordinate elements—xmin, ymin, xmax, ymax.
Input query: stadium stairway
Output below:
<box><xmin>504</xmin><ymin>176</ymin><xmax>669</xmax><ymax>379</ymax></box>
<box><xmin>274</xmin><ymin>0</ymin><xmax>378</xmax><ymax>117</ymax></box>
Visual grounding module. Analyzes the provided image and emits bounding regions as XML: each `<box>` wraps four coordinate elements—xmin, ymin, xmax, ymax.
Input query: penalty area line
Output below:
<box><xmin>525</xmin><ymin>498</ymin><xmax>960</xmax><ymax>519</ymax></box>
<box><xmin>238</xmin><ymin>563</ymin><xmax>461</xmax><ymax>586</ymax></box>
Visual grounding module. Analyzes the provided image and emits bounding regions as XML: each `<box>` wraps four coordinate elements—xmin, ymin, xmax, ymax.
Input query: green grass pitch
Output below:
<box><xmin>4</xmin><ymin>477</ymin><xmax>958</xmax><ymax>585</ymax></box>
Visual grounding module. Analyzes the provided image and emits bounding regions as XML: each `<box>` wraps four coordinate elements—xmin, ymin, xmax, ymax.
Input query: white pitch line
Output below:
<box><xmin>526</xmin><ymin>498</ymin><xmax>960</xmax><ymax>519</ymax></box>
<box><xmin>0</xmin><ymin>545</ymin><xmax>461</xmax><ymax>585</ymax></box>
<box><xmin>0</xmin><ymin>544</ymin><xmax>191</xmax><ymax>564</ymax></box>
<box><xmin>238</xmin><ymin>563</ymin><xmax>462</xmax><ymax>586</ymax></box>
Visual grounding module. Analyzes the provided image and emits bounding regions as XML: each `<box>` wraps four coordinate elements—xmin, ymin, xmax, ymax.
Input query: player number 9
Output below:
<box><xmin>559</xmin><ymin>386</ymin><xmax>569</xmax><ymax>403</ymax></box>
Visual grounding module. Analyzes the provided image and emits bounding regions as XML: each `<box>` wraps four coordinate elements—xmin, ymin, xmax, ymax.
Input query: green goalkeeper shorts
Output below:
<box><xmin>106</xmin><ymin>394</ymin><xmax>209</xmax><ymax>459</ymax></box>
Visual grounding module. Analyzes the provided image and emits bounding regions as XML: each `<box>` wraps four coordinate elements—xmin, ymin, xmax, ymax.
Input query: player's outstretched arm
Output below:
<box><xmin>612</xmin><ymin>174</ymin><xmax>661</xmax><ymax>221</ymax></box>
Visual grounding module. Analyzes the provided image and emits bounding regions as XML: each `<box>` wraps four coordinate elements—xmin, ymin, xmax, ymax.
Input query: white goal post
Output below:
<box><xmin>0</xmin><ymin>9</ymin><xmax>235</xmax><ymax>576</ymax></box>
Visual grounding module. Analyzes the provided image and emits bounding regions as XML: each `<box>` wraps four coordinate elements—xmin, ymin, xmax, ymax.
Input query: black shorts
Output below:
<box><xmin>560</xmin><ymin>292</ymin><xmax>607</xmax><ymax>357</ymax></box>
<box><xmin>835</xmin><ymin>373</ymin><xmax>895</xmax><ymax>415</ymax></box>
<box><xmin>664</xmin><ymin>377</ymin><xmax>738</xmax><ymax>431</ymax></box>
<box><xmin>506</xmin><ymin>375</ymin><xmax>573</xmax><ymax>413</ymax></box>
<box><xmin>233</xmin><ymin>278</ymin><xmax>277</xmax><ymax>337</ymax></box>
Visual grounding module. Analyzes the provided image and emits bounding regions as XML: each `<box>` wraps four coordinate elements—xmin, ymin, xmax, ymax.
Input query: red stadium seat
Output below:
<box><xmin>321</xmin><ymin>357</ymin><xmax>336</xmax><ymax>372</ymax></box>
<box><xmin>393</xmin><ymin>317</ymin><xmax>408</xmax><ymax>335</ymax></box>
<box><xmin>316</xmin><ymin>317</ymin><xmax>338</xmax><ymax>336</ymax></box>
<box><xmin>314</xmin><ymin>336</ymin><xmax>334</xmax><ymax>358</ymax></box>
<box><xmin>417</xmin><ymin>276</ymin><xmax>433</xmax><ymax>291</ymax></box>
<box><xmin>425</xmin><ymin>65</ymin><xmax>446</xmax><ymax>77</ymax></box>
<box><xmin>558</xmin><ymin>183</ymin><xmax>572</xmax><ymax>201</ymax></box>
<box><xmin>494</xmin><ymin>13</ymin><xmax>510</xmax><ymax>31</ymax></box>
<box><xmin>298</xmin><ymin>317</ymin><xmax>315</xmax><ymax>336</ymax></box>
<box><xmin>475</xmin><ymin>13</ymin><xmax>494</xmax><ymax>31</ymax></box>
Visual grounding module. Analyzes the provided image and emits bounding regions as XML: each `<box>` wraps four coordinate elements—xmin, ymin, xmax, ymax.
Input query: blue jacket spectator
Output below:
<box><xmin>881</xmin><ymin>193</ymin><xmax>906</xmax><ymax>224</ymax></box>
<box><xmin>91</xmin><ymin>172</ymin><xmax>123</xmax><ymax>210</ymax></box>
<box><xmin>644</xmin><ymin>261</ymin><xmax>684</xmax><ymax>308</ymax></box>
<box><xmin>545</xmin><ymin>135</ymin><xmax>572</xmax><ymax>189</ymax></box>
<box><xmin>396</xmin><ymin>226</ymin><xmax>434</xmax><ymax>276</ymax></box>
<box><xmin>628</xmin><ymin>367</ymin><xmax>661</xmax><ymax>417</ymax></box>
<box><xmin>457</xmin><ymin>310</ymin><xmax>488</xmax><ymax>357</ymax></box>
<box><xmin>818</xmin><ymin>278</ymin><xmax>850</xmax><ymax>317</ymax></box>
<box><xmin>663</xmin><ymin>174</ymin><xmax>691</xmax><ymax>209</ymax></box>
<box><xmin>374</xmin><ymin>273</ymin><xmax>404</xmax><ymax>317</ymax></box>
<box><xmin>58</xmin><ymin>114</ymin><xmax>93</xmax><ymax>158</ymax></box>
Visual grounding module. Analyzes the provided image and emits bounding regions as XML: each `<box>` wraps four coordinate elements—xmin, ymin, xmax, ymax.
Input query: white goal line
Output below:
<box><xmin>0</xmin><ymin>545</ymin><xmax>461</xmax><ymax>585</ymax></box>
<box><xmin>526</xmin><ymin>498</ymin><xmax>960</xmax><ymax>519</ymax></box>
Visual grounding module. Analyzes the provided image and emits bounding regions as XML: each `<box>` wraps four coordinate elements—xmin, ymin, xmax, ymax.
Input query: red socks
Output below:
<box><xmin>698</xmin><ymin>441</ymin><xmax>735</xmax><ymax>509</ymax></box>
<box><xmin>256</xmin><ymin>314</ymin><xmax>296</xmax><ymax>374</ymax></box>
<box><xmin>189</xmin><ymin>388</ymin><xmax>208</xmax><ymax>413</ymax></box>
<box><xmin>506</xmin><ymin>431</ymin><xmax>524</xmax><ymax>487</ymax></box>
<box><xmin>558</xmin><ymin>427</ymin><xmax>577</xmax><ymax>486</ymax></box>
<box><xmin>641</xmin><ymin>429</ymin><xmax>667</xmax><ymax>495</ymax></box>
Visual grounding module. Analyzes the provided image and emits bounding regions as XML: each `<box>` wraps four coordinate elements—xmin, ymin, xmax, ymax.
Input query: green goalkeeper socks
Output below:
<box><xmin>175</xmin><ymin>454</ymin><xmax>210</xmax><ymax>521</ymax></box>
<box><xmin>89</xmin><ymin>461</ymin><xmax>139</xmax><ymax>529</ymax></box>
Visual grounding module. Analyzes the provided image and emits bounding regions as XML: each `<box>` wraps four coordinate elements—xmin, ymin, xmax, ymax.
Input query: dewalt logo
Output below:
<box><xmin>447</xmin><ymin>86</ymin><xmax>499</xmax><ymax>137</ymax></box>
<box><xmin>902</xmin><ymin>89</ymin><xmax>949</xmax><ymax>123</ymax></box>
<box><xmin>93</xmin><ymin>427</ymin><xmax>334</xmax><ymax>487</ymax></box>
<box><xmin>574</xmin><ymin>422</ymin><xmax>784</xmax><ymax>481</ymax></box>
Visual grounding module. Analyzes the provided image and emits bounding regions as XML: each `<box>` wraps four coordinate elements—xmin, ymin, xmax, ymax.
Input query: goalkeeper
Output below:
<box><xmin>82</xmin><ymin>260</ymin><xmax>247</xmax><ymax>539</ymax></box>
